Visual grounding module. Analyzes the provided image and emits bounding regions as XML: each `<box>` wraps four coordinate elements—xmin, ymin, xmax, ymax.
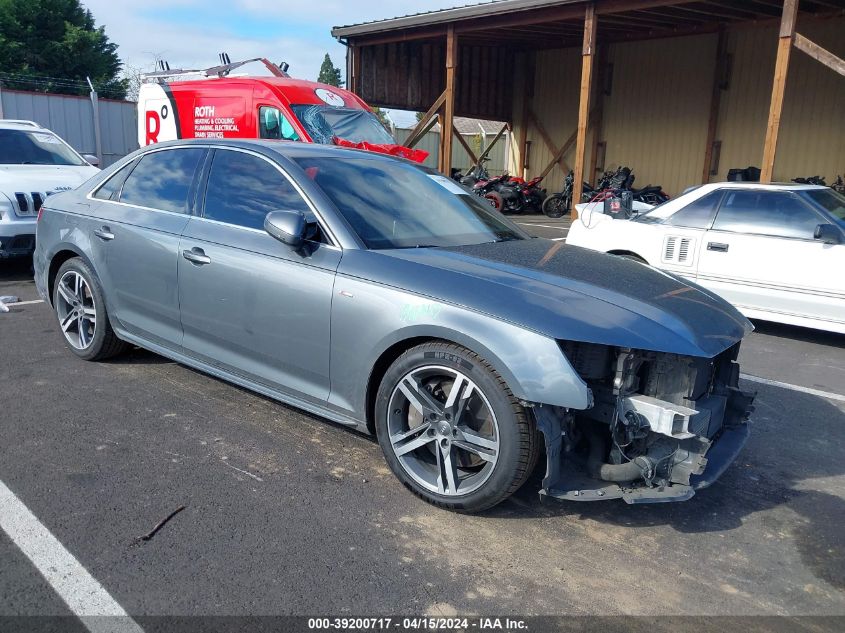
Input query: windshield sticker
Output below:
<box><xmin>428</xmin><ymin>174</ymin><xmax>467</xmax><ymax>196</ymax></box>
<box><xmin>34</xmin><ymin>133</ymin><xmax>61</xmax><ymax>144</ymax></box>
<box><xmin>400</xmin><ymin>303</ymin><xmax>443</xmax><ymax>323</ymax></box>
<box><xmin>315</xmin><ymin>88</ymin><xmax>345</xmax><ymax>107</ymax></box>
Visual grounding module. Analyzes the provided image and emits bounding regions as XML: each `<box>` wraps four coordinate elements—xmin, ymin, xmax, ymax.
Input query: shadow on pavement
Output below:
<box><xmin>750</xmin><ymin>319</ymin><xmax>845</xmax><ymax>348</ymax></box>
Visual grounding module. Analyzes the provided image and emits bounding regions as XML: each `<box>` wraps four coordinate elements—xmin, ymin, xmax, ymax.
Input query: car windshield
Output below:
<box><xmin>291</xmin><ymin>105</ymin><xmax>396</xmax><ymax>145</ymax></box>
<box><xmin>799</xmin><ymin>188</ymin><xmax>845</xmax><ymax>225</ymax></box>
<box><xmin>0</xmin><ymin>129</ymin><xmax>86</xmax><ymax>166</ymax></box>
<box><xmin>293</xmin><ymin>156</ymin><xmax>528</xmax><ymax>249</ymax></box>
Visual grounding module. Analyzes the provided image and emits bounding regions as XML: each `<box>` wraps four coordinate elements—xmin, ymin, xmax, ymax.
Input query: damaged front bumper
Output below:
<box><xmin>539</xmin><ymin>420</ymin><xmax>750</xmax><ymax>504</ymax></box>
<box><xmin>533</xmin><ymin>344</ymin><xmax>755</xmax><ymax>505</ymax></box>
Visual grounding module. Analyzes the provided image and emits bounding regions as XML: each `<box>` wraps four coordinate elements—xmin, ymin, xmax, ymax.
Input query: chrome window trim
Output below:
<box><xmin>86</xmin><ymin>143</ymin><xmax>341</xmax><ymax>248</ymax></box>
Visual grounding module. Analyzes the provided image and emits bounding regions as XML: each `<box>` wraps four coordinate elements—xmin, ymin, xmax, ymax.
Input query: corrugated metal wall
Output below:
<box><xmin>716</xmin><ymin>18</ymin><xmax>845</xmax><ymax>184</ymax></box>
<box><xmin>0</xmin><ymin>89</ymin><xmax>138</xmax><ymax>167</ymax></box>
<box><xmin>394</xmin><ymin>127</ymin><xmax>508</xmax><ymax>175</ymax></box>
<box><xmin>513</xmin><ymin>15</ymin><xmax>845</xmax><ymax>197</ymax></box>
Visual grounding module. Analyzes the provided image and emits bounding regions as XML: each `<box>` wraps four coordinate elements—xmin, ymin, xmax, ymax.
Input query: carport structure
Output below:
<box><xmin>332</xmin><ymin>0</ymin><xmax>845</xmax><ymax>214</ymax></box>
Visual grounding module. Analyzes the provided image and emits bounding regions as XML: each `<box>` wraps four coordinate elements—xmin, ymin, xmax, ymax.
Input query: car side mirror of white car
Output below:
<box><xmin>82</xmin><ymin>154</ymin><xmax>100</xmax><ymax>167</ymax></box>
<box><xmin>264</xmin><ymin>210</ymin><xmax>307</xmax><ymax>248</ymax></box>
<box><xmin>814</xmin><ymin>223</ymin><xmax>842</xmax><ymax>245</ymax></box>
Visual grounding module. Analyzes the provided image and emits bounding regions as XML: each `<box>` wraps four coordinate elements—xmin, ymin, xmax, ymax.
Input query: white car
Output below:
<box><xmin>567</xmin><ymin>182</ymin><xmax>845</xmax><ymax>334</ymax></box>
<box><xmin>0</xmin><ymin>120</ymin><xmax>99</xmax><ymax>258</ymax></box>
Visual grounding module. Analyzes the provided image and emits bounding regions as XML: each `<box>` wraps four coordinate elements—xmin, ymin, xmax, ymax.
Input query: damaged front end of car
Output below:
<box><xmin>534</xmin><ymin>341</ymin><xmax>754</xmax><ymax>504</ymax></box>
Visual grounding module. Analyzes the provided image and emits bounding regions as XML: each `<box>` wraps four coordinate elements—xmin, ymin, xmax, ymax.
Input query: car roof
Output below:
<box><xmin>0</xmin><ymin>120</ymin><xmax>55</xmax><ymax>132</ymax></box>
<box><xmin>142</xmin><ymin>138</ymin><xmax>407</xmax><ymax>162</ymax></box>
<box><xmin>698</xmin><ymin>181</ymin><xmax>828</xmax><ymax>192</ymax></box>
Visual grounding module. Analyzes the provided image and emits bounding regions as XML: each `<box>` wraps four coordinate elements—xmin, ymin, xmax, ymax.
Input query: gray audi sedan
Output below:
<box><xmin>34</xmin><ymin>140</ymin><xmax>754</xmax><ymax>512</ymax></box>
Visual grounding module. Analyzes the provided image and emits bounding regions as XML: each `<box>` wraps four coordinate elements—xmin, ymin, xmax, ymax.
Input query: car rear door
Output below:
<box><xmin>102</xmin><ymin>146</ymin><xmax>206</xmax><ymax>349</ymax></box>
<box><xmin>696</xmin><ymin>189</ymin><xmax>841</xmax><ymax>324</ymax></box>
<box><xmin>177</xmin><ymin>147</ymin><xmax>341</xmax><ymax>403</ymax></box>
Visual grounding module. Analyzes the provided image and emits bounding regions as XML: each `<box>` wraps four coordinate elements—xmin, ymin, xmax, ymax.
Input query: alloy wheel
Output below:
<box><xmin>55</xmin><ymin>270</ymin><xmax>97</xmax><ymax>350</ymax></box>
<box><xmin>387</xmin><ymin>365</ymin><xmax>500</xmax><ymax>496</ymax></box>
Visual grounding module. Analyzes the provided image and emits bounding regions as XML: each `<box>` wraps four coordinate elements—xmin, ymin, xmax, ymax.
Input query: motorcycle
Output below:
<box><xmin>541</xmin><ymin>172</ymin><xmax>574</xmax><ymax>218</ymax></box>
<box><xmin>483</xmin><ymin>175</ymin><xmax>546</xmax><ymax>215</ymax></box>
<box><xmin>453</xmin><ymin>156</ymin><xmax>492</xmax><ymax>187</ymax></box>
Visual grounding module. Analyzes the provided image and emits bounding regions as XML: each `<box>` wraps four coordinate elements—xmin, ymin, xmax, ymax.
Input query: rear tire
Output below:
<box><xmin>375</xmin><ymin>342</ymin><xmax>538</xmax><ymax>513</ymax></box>
<box><xmin>52</xmin><ymin>257</ymin><xmax>128</xmax><ymax>361</ymax></box>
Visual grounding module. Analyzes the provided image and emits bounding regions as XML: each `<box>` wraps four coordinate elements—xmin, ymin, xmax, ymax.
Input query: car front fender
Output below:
<box><xmin>328</xmin><ymin>275</ymin><xmax>591</xmax><ymax>422</ymax></box>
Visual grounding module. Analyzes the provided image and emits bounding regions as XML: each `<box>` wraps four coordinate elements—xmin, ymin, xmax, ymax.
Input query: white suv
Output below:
<box><xmin>0</xmin><ymin>120</ymin><xmax>99</xmax><ymax>258</ymax></box>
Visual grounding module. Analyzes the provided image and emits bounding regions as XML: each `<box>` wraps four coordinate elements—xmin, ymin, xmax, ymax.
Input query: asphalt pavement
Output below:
<box><xmin>1</xmin><ymin>254</ymin><xmax>843</xmax><ymax>629</ymax></box>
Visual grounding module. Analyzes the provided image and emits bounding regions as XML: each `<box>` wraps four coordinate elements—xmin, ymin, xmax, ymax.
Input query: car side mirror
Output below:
<box><xmin>82</xmin><ymin>154</ymin><xmax>100</xmax><ymax>167</ymax></box>
<box><xmin>264</xmin><ymin>210</ymin><xmax>307</xmax><ymax>248</ymax></box>
<box><xmin>814</xmin><ymin>223</ymin><xmax>842</xmax><ymax>245</ymax></box>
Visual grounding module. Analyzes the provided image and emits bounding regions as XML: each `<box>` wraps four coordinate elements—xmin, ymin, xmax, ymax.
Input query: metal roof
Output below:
<box><xmin>332</xmin><ymin>0</ymin><xmax>580</xmax><ymax>39</ymax></box>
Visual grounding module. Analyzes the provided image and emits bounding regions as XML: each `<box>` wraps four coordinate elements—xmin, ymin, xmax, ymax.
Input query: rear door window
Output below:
<box><xmin>202</xmin><ymin>149</ymin><xmax>310</xmax><ymax>230</ymax></box>
<box><xmin>119</xmin><ymin>148</ymin><xmax>205</xmax><ymax>213</ymax></box>
<box><xmin>712</xmin><ymin>190</ymin><xmax>824</xmax><ymax>240</ymax></box>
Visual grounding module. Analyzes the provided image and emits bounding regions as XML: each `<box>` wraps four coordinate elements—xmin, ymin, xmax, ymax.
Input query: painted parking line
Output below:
<box><xmin>0</xmin><ymin>480</ymin><xmax>144</xmax><ymax>633</ymax></box>
<box><xmin>6</xmin><ymin>299</ymin><xmax>45</xmax><ymax>307</ymax></box>
<box><xmin>740</xmin><ymin>373</ymin><xmax>845</xmax><ymax>403</ymax></box>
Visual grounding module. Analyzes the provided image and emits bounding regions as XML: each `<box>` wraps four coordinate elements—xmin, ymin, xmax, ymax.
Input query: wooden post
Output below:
<box><xmin>440</xmin><ymin>25</ymin><xmax>457</xmax><ymax>174</ymax></box>
<box><xmin>405</xmin><ymin>91</ymin><xmax>446</xmax><ymax>148</ymax></box>
<box><xmin>588</xmin><ymin>45</ymin><xmax>608</xmax><ymax>187</ymax></box>
<box><xmin>761</xmin><ymin>0</ymin><xmax>798</xmax><ymax>183</ymax></box>
<box><xmin>572</xmin><ymin>3</ymin><xmax>597</xmax><ymax>217</ymax></box>
<box><xmin>349</xmin><ymin>45</ymin><xmax>361</xmax><ymax>95</ymax></box>
<box><xmin>452</xmin><ymin>127</ymin><xmax>479</xmax><ymax>166</ymax></box>
<box><xmin>794</xmin><ymin>32</ymin><xmax>845</xmax><ymax>77</ymax></box>
<box><xmin>702</xmin><ymin>29</ymin><xmax>728</xmax><ymax>183</ymax></box>
<box><xmin>516</xmin><ymin>53</ymin><xmax>535</xmax><ymax>179</ymax></box>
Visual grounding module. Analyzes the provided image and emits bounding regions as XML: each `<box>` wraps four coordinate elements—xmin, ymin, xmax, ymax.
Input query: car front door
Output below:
<box><xmin>696</xmin><ymin>189</ymin><xmax>841</xmax><ymax>325</ymax></box>
<box><xmin>654</xmin><ymin>188</ymin><xmax>724</xmax><ymax>281</ymax></box>
<box><xmin>177</xmin><ymin>148</ymin><xmax>341</xmax><ymax>403</ymax></box>
<box><xmin>100</xmin><ymin>146</ymin><xmax>206</xmax><ymax>349</ymax></box>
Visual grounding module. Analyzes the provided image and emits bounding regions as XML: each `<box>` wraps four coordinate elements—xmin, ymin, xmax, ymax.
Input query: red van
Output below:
<box><xmin>137</xmin><ymin>57</ymin><xmax>426</xmax><ymax>162</ymax></box>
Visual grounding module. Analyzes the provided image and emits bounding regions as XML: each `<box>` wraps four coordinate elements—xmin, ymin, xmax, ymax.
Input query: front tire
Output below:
<box><xmin>375</xmin><ymin>342</ymin><xmax>538</xmax><ymax>513</ymax></box>
<box><xmin>53</xmin><ymin>257</ymin><xmax>127</xmax><ymax>361</ymax></box>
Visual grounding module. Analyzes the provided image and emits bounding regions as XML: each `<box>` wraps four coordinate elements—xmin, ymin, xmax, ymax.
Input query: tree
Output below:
<box><xmin>371</xmin><ymin>106</ymin><xmax>391</xmax><ymax>131</ymax></box>
<box><xmin>317</xmin><ymin>53</ymin><xmax>343</xmax><ymax>87</ymax></box>
<box><xmin>0</xmin><ymin>0</ymin><xmax>127</xmax><ymax>99</ymax></box>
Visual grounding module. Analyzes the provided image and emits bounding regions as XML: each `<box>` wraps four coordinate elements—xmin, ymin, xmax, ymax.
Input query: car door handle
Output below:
<box><xmin>707</xmin><ymin>242</ymin><xmax>729</xmax><ymax>252</ymax></box>
<box><xmin>93</xmin><ymin>226</ymin><xmax>115</xmax><ymax>241</ymax></box>
<box><xmin>182</xmin><ymin>248</ymin><xmax>211</xmax><ymax>265</ymax></box>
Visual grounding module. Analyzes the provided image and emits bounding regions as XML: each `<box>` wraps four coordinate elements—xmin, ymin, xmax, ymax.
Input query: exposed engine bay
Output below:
<box><xmin>535</xmin><ymin>342</ymin><xmax>755</xmax><ymax>503</ymax></box>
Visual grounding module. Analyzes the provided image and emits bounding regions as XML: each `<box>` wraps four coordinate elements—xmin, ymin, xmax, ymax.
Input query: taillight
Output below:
<box><xmin>37</xmin><ymin>207</ymin><xmax>44</xmax><ymax>223</ymax></box>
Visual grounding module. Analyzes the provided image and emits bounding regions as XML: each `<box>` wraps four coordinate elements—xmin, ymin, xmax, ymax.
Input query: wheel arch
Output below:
<box><xmin>47</xmin><ymin>246</ymin><xmax>92</xmax><ymax>306</ymax></box>
<box><xmin>362</xmin><ymin>322</ymin><xmax>590</xmax><ymax>435</ymax></box>
<box><xmin>607</xmin><ymin>249</ymin><xmax>648</xmax><ymax>264</ymax></box>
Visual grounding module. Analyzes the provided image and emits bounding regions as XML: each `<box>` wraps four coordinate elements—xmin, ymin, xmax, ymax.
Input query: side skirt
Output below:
<box><xmin>113</xmin><ymin>329</ymin><xmax>368</xmax><ymax>433</ymax></box>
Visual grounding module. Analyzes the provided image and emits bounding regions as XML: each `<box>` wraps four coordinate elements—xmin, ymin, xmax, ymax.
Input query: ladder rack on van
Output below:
<box><xmin>141</xmin><ymin>56</ymin><xmax>290</xmax><ymax>83</ymax></box>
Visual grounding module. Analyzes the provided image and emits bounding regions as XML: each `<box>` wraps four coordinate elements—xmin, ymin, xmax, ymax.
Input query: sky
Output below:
<box><xmin>81</xmin><ymin>0</ymin><xmax>488</xmax><ymax>127</ymax></box>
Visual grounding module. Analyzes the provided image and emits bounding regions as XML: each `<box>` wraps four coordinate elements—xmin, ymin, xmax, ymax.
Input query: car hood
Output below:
<box><xmin>0</xmin><ymin>165</ymin><xmax>99</xmax><ymax>195</ymax></box>
<box><xmin>341</xmin><ymin>239</ymin><xmax>752</xmax><ymax>358</ymax></box>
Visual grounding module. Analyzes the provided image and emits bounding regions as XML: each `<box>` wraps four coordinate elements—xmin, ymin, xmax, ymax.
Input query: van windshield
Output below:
<box><xmin>290</xmin><ymin>105</ymin><xmax>396</xmax><ymax>146</ymax></box>
<box><xmin>0</xmin><ymin>129</ymin><xmax>86</xmax><ymax>166</ymax></box>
